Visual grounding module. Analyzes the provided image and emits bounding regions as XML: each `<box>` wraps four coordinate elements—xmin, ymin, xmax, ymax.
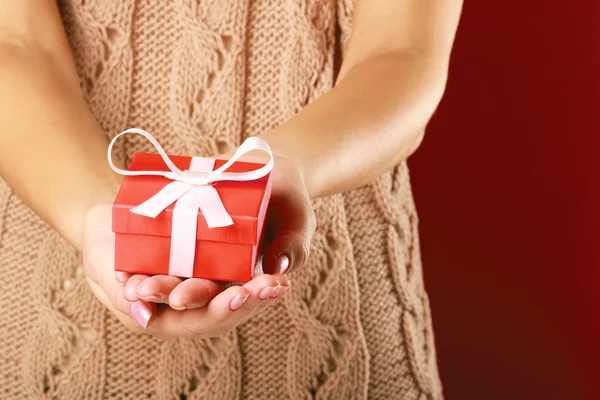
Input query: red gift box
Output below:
<box><xmin>110</xmin><ymin>131</ymin><xmax>273</xmax><ymax>283</ymax></box>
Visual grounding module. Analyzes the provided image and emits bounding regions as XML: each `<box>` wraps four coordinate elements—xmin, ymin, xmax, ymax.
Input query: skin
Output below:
<box><xmin>0</xmin><ymin>0</ymin><xmax>463</xmax><ymax>337</ymax></box>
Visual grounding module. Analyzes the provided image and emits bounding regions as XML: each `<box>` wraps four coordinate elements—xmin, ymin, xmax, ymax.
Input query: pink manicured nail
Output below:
<box><xmin>130</xmin><ymin>301</ymin><xmax>152</xmax><ymax>328</ymax></box>
<box><xmin>137</xmin><ymin>283</ymin><xmax>160</xmax><ymax>302</ymax></box>
<box><xmin>136</xmin><ymin>281</ymin><xmax>154</xmax><ymax>298</ymax></box>
<box><xmin>140</xmin><ymin>295</ymin><xmax>161</xmax><ymax>302</ymax></box>
<box><xmin>230</xmin><ymin>293</ymin><xmax>250</xmax><ymax>311</ymax></box>
<box><xmin>275</xmin><ymin>254</ymin><xmax>290</xmax><ymax>274</ymax></box>
<box><xmin>184</xmin><ymin>303</ymin><xmax>204</xmax><ymax>309</ymax></box>
<box><xmin>271</xmin><ymin>284</ymin><xmax>290</xmax><ymax>298</ymax></box>
<box><xmin>258</xmin><ymin>286</ymin><xmax>276</xmax><ymax>300</ymax></box>
<box><xmin>115</xmin><ymin>271</ymin><xmax>130</xmax><ymax>284</ymax></box>
<box><xmin>279</xmin><ymin>276</ymin><xmax>291</xmax><ymax>287</ymax></box>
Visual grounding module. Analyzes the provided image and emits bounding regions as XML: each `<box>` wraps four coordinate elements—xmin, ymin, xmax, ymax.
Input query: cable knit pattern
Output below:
<box><xmin>0</xmin><ymin>1</ymin><xmax>441</xmax><ymax>399</ymax></box>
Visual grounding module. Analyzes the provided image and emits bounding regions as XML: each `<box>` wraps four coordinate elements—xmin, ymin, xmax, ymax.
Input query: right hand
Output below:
<box><xmin>82</xmin><ymin>203</ymin><xmax>290</xmax><ymax>339</ymax></box>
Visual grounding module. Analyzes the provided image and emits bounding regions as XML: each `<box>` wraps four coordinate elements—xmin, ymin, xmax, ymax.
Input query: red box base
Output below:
<box><xmin>114</xmin><ymin>233</ymin><xmax>258</xmax><ymax>283</ymax></box>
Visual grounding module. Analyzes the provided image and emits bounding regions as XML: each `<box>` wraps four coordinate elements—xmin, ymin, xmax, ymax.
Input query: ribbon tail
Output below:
<box><xmin>191</xmin><ymin>185</ymin><xmax>234</xmax><ymax>228</ymax></box>
<box><xmin>169</xmin><ymin>191</ymin><xmax>200</xmax><ymax>278</ymax></box>
<box><xmin>131</xmin><ymin>181</ymin><xmax>193</xmax><ymax>218</ymax></box>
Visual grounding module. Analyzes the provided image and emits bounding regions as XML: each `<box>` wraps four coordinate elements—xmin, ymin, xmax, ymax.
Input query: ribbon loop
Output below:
<box><xmin>108</xmin><ymin>128</ymin><xmax>184</xmax><ymax>179</ymax></box>
<box><xmin>107</xmin><ymin>128</ymin><xmax>273</xmax><ymax>186</ymax></box>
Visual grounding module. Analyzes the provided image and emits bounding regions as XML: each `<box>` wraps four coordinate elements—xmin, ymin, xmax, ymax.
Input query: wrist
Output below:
<box><xmin>259</xmin><ymin>133</ymin><xmax>316</xmax><ymax>198</ymax></box>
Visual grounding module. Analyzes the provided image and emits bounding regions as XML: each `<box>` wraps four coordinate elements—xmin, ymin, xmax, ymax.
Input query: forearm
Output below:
<box><xmin>0</xmin><ymin>43</ymin><xmax>120</xmax><ymax>250</ymax></box>
<box><xmin>262</xmin><ymin>51</ymin><xmax>449</xmax><ymax>199</ymax></box>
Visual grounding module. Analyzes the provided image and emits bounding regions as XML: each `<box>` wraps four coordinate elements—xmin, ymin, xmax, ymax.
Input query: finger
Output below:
<box><xmin>129</xmin><ymin>300</ymin><xmax>157</xmax><ymax>329</ymax></box>
<box><xmin>109</xmin><ymin>280</ymin><xmax>156</xmax><ymax>329</ymax></box>
<box><xmin>105</xmin><ymin>279</ymin><xmax>157</xmax><ymax>331</ymax></box>
<box><xmin>110</xmin><ymin>284</ymin><xmax>157</xmax><ymax>330</ymax></box>
<box><xmin>87</xmin><ymin>276</ymin><xmax>156</xmax><ymax>332</ymax></box>
<box><xmin>250</xmin><ymin>274</ymin><xmax>291</xmax><ymax>316</ymax></box>
<box><xmin>151</xmin><ymin>285</ymin><xmax>251</xmax><ymax>338</ymax></box>
<box><xmin>263</xmin><ymin>190</ymin><xmax>316</xmax><ymax>275</ymax></box>
<box><xmin>136</xmin><ymin>275</ymin><xmax>184</xmax><ymax>303</ymax></box>
<box><xmin>168</xmin><ymin>278</ymin><xmax>227</xmax><ymax>310</ymax></box>
<box><xmin>195</xmin><ymin>274</ymin><xmax>283</xmax><ymax>332</ymax></box>
<box><xmin>199</xmin><ymin>273</ymin><xmax>281</xmax><ymax>325</ymax></box>
<box><xmin>151</xmin><ymin>274</ymin><xmax>281</xmax><ymax>338</ymax></box>
<box><xmin>115</xmin><ymin>271</ymin><xmax>131</xmax><ymax>284</ymax></box>
<box><xmin>123</xmin><ymin>274</ymin><xmax>151</xmax><ymax>302</ymax></box>
<box><xmin>237</xmin><ymin>273</ymin><xmax>282</xmax><ymax>307</ymax></box>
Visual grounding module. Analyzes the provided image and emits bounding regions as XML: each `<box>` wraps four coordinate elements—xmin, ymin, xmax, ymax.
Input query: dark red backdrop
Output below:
<box><xmin>409</xmin><ymin>1</ymin><xmax>599</xmax><ymax>399</ymax></box>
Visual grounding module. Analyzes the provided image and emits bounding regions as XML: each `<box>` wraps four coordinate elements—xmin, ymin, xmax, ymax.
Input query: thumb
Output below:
<box><xmin>263</xmin><ymin>189</ymin><xmax>316</xmax><ymax>275</ymax></box>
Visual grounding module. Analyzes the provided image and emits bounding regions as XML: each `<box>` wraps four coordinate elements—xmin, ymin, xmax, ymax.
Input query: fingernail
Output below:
<box><xmin>139</xmin><ymin>295</ymin><xmax>161</xmax><ymax>302</ymax></box>
<box><xmin>271</xmin><ymin>284</ymin><xmax>290</xmax><ymax>298</ymax></box>
<box><xmin>115</xmin><ymin>272</ymin><xmax>128</xmax><ymax>284</ymax></box>
<box><xmin>275</xmin><ymin>254</ymin><xmax>290</xmax><ymax>274</ymax></box>
<box><xmin>230</xmin><ymin>293</ymin><xmax>250</xmax><ymax>311</ymax></box>
<box><xmin>136</xmin><ymin>282</ymin><xmax>153</xmax><ymax>297</ymax></box>
<box><xmin>280</xmin><ymin>276</ymin><xmax>291</xmax><ymax>287</ymax></box>
<box><xmin>130</xmin><ymin>301</ymin><xmax>152</xmax><ymax>328</ymax></box>
<box><xmin>258</xmin><ymin>286</ymin><xmax>276</xmax><ymax>300</ymax></box>
<box><xmin>184</xmin><ymin>303</ymin><xmax>204</xmax><ymax>309</ymax></box>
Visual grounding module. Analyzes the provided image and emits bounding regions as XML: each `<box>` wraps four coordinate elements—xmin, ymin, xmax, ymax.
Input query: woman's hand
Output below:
<box><xmin>85</xmin><ymin>153</ymin><xmax>316</xmax><ymax>335</ymax></box>
<box><xmin>83</xmin><ymin>203</ymin><xmax>292</xmax><ymax>337</ymax></box>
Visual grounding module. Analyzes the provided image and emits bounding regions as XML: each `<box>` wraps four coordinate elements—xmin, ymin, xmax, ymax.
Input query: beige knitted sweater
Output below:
<box><xmin>0</xmin><ymin>1</ymin><xmax>441</xmax><ymax>399</ymax></box>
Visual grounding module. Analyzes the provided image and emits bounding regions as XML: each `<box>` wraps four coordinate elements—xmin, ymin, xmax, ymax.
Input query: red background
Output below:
<box><xmin>409</xmin><ymin>1</ymin><xmax>599</xmax><ymax>399</ymax></box>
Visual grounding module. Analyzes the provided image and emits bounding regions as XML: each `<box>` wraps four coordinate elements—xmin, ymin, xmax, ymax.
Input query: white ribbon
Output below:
<box><xmin>108</xmin><ymin>128</ymin><xmax>274</xmax><ymax>277</ymax></box>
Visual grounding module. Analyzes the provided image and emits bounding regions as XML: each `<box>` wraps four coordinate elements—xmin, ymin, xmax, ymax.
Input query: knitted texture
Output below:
<box><xmin>0</xmin><ymin>1</ymin><xmax>442</xmax><ymax>399</ymax></box>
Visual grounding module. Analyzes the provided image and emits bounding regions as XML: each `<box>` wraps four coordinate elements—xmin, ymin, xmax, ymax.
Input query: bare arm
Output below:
<box><xmin>0</xmin><ymin>0</ymin><xmax>120</xmax><ymax>250</ymax></box>
<box><xmin>262</xmin><ymin>0</ymin><xmax>463</xmax><ymax>198</ymax></box>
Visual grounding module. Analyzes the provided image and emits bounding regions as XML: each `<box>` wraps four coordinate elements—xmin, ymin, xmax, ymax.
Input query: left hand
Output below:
<box><xmin>120</xmin><ymin>152</ymin><xmax>316</xmax><ymax>328</ymax></box>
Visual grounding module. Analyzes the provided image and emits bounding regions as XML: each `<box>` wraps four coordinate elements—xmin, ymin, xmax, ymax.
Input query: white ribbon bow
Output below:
<box><xmin>108</xmin><ymin>128</ymin><xmax>274</xmax><ymax>277</ymax></box>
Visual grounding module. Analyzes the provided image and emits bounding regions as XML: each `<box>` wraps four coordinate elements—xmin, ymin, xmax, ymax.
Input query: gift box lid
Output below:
<box><xmin>112</xmin><ymin>152</ymin><xmax>272</xmax><ymax>245</ymax></box>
